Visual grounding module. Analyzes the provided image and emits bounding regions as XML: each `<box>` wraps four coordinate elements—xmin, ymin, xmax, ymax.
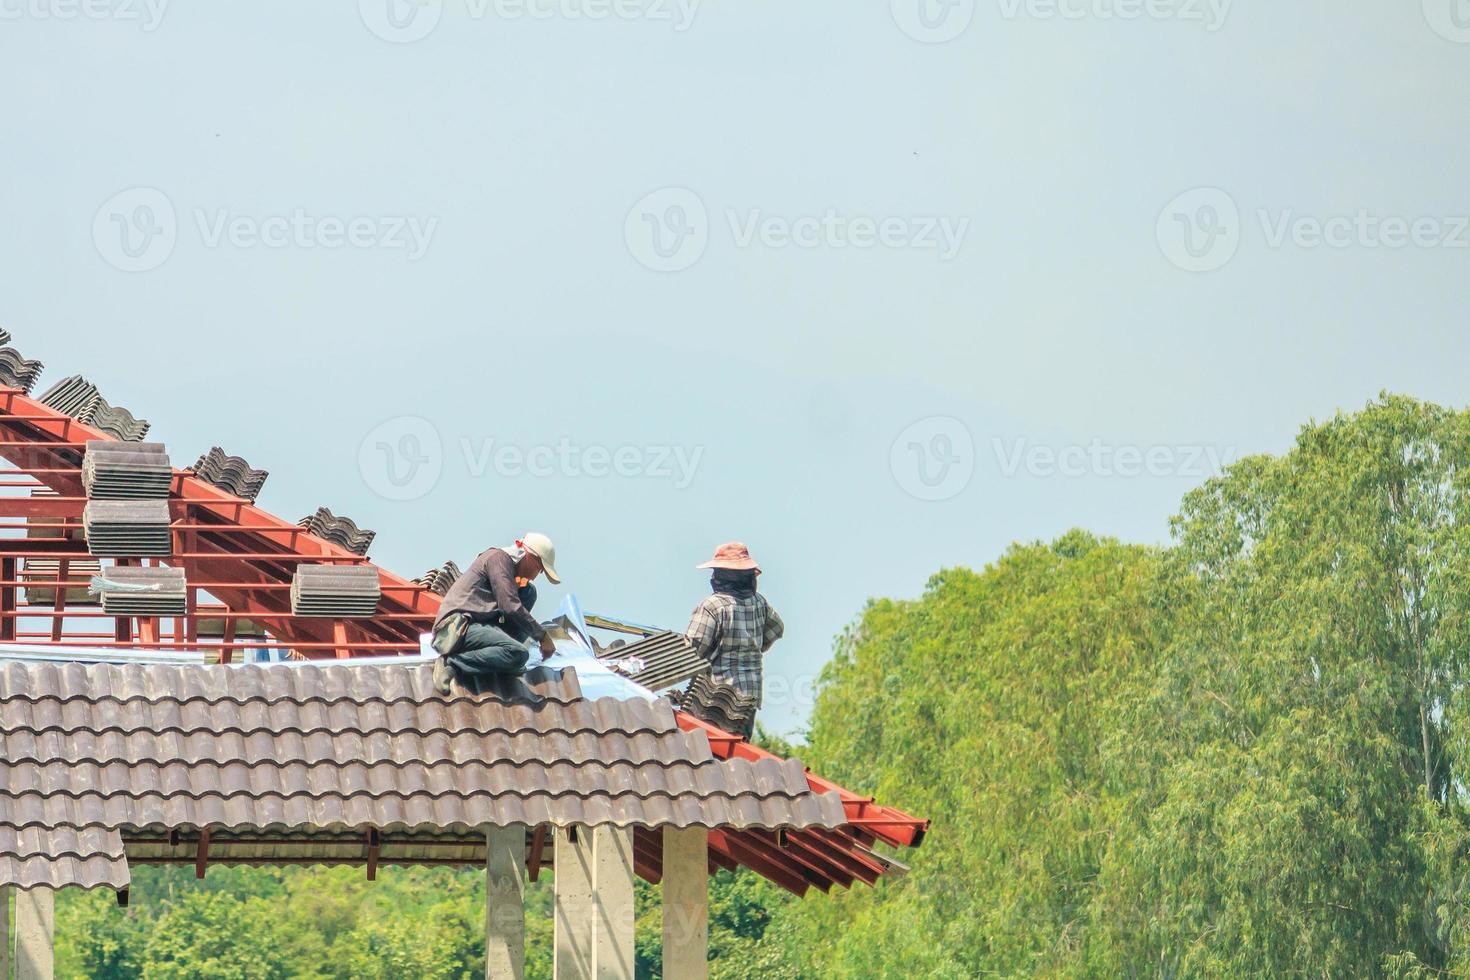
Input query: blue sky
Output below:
<box><xmin>2</xmin><ymin>0</ymin><xmax>1468</xmax><ymax>734</ymax></box>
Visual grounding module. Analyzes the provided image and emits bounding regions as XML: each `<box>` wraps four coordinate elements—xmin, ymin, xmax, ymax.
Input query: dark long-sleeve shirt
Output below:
<box><xmin>435</xmin><ymin>547</ymin><xmax>545</xmax><ymax>642</ymax></box>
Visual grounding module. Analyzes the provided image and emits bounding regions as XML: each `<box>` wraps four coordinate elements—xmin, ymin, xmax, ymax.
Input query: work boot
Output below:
<box><xmin>432</xmin><ymin>656</ymin><xmax>454</xmax><ymax>696</ymax></box>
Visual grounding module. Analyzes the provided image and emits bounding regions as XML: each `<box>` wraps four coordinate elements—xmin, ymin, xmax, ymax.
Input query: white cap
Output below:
<box><xmin>520</xmin><ymin>532</ymin><xmax>560</xmax><ymax>584</ymax></box>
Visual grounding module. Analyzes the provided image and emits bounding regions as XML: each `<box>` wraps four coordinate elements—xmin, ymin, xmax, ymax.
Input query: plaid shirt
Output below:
<box><xmin>684</xmin><ymin>592</ymin><xmax>784</xmax><ymax>706</ymax></box>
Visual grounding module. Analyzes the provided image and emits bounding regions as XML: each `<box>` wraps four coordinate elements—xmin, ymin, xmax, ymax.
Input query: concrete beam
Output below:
<box><xmin>15</xmin><ymin>887</ymin><xmax>54</xmax><ymax>980</ymax></box>
<box><xmin>591</xmin><ymin>826</ymin><xmax>634</xmax><ymax>980</ymax></box>
<box><xmin>662</xmin><ymin>827</ymin><xmax>709</xmax><ymax>980</ymax></box>
<box><xmin>555</xmin><ymin>826</ymin><xmax>595</xmax><ymax>980</ymax></box>
<box><xmin>486</xmin><ymin>824</ymin><xmax>527</xmax><ymax>980</ymax></box>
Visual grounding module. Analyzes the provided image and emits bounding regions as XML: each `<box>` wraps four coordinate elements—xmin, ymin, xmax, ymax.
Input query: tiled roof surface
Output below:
<box><xmin>0</xmin><ymin>660</ymin><xmax>847</xmax><ymax>889</ymax></box>
<box><xmin>0</xmin><ymin>825</ymin><xmax>128</xmax><ymax>892</ymax></box>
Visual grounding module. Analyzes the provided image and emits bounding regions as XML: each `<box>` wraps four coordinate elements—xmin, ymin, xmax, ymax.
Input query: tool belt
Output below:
<box><xmin>431</xmin><ymin>612</ymin><xmax>470</xmax><ymax>657</ymax></box>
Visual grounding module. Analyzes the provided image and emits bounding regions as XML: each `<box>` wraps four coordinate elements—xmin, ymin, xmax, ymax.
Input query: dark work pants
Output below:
<box><xmin>443</xmin><ymin>583</ymin><xmax>536</xmax><ymax>678</ymax></box>
<box><xmin>446</xmin><ymin>623</ymin><xmax>530</xmax><ymax>676</ymax></box>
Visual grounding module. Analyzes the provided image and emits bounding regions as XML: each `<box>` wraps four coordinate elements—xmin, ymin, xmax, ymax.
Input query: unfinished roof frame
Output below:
<box><xmin>0</xmin><ymin>381</ymin><xmax>928</xmax><ymax>978</ymax></box>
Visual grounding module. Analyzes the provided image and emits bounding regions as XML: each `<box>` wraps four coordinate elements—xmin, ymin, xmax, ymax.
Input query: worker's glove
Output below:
<box><xmin>539</xmin><ymin>634</ymin><xmax>556</xmax><ymax>660</ymax></box>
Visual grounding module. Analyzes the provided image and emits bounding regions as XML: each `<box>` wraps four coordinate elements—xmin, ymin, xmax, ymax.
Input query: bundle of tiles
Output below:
<box><xmin>90</xmin><ymin>565</ymin><xmax>187</xmax><ymax>617</ymax></box>
<box><xmin>670</xmin><ymin>674</ymin><xmax>760</xmax><ymax>735</ymax></box>
<box><xmin>413</xmin><ymin>560</ymin><xmax>462</xmax><ymax>596</ymax></box>
<box><xmin>82</xmin><ymin>441</ymin><xmax>173</xmax><ymax>499</ymax></box>
<box><xmin>38</xmin><ymin>376</ymin><xmax>150</xmax><ymax>440</ymax></box>
<box><xmin>192</xmin><ymin>447</ymin><xmax>269</xmax><ymax>501</ymax></box>
<box><xmin>290</xmin><ymin>564</ymin><xmax>382</xmax><ymax>618</ymax></box>
<box><xmin>596</xmin><ymin>630</ymin><xmax>710</xmax><ymax>691</ymax></box>
<box><xmin>82</xmin><ymin>500</ymin><xmax>173</xmax><ymax>557</ymax></box>
<box><xmin>38</xmin><ymin>375</ymin><xmax>99</xmax><ymax>417</ymax></box>
<box><xmin>0</xmin><ymin>346</ymin><xmax>43</xmax><ymax>394</ymax></box>
<box><xmin>20</xmin><ymin>558</ymin><xmax>102</xmax><ymax>607</ymax></box>
<box><xmin>298</xmin><ymin>507</ymin><xmax>375</xmax><ymax>556</ymax></box>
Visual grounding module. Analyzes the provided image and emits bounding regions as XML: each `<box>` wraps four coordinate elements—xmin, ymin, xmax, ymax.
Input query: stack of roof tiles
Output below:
<box><xmin>598</xmin><ymin>630</ymin><xmax>711</xmax><ymax>692</ymax></box>
<box><xmin>672</xmin><ymin>674</ymin><xmax>760</xmax><ymax>735</ymax></box>
<box><xmin>82</xmin><ymin>500</ymin><xmax>173</xmax><ymax>557</ymax></box>
<box><xmin>92</xmin><ymin>566</ymin><xmax>188</xmax><ymax>617</ymax></box>
<box><xmin>0</xmin><ymin>345</ymin><xmax>43</xmax><ymax>394</ymax></box>
<box><xmin>192</xmin><ymin>447</ymin><xmax>268</xmax><ymax>501</ymax></box>
<box><xmin>414</xmin><ymin>560</ymin><xmax>462</xmax><ymax>596</ymax></box>
<box><xmin>290</xmin><ymin>564</ymin><xmax>382</xmax><ymax>617</ymax></box>
<box><xmin>21</xmin><ymin>558</ymin><xmax>102</xmax><ymax>607</ymax></box>
<box><xmin>0</xmin><ymin>661</ymin><xmax>847</xmax><ymax>893</ymax></box>
<box><xmin>38</xmin><ymin>376</ymin><xmax>151</xmax><ymax>441</ymax></box>
<box><xmin>298</xmin><ymin>507</ymin><xmax>375</xmax><ymax>556</ymax></box>
<box><xmin>82</xmin><ymin>441</ymin><xmax>173</xmax><ymax>499</ymax></box>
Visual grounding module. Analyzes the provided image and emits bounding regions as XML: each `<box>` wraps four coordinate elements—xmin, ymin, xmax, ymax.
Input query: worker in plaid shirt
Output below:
<box><xmin>683</xmin><ymin>541</ymin><xmax>784</xmax><ymax>738</ymax></box>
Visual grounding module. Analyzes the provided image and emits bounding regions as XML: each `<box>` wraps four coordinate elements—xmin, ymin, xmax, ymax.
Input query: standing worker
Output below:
<box><xmin>683</xmin><ymin>541</ymin><xmax>784</xmax><ymax>738</ymax></box>
<box><xmin>431</xmin><ymin>533</ymin><xmax>562</xmax><ymax>694</ymax></box>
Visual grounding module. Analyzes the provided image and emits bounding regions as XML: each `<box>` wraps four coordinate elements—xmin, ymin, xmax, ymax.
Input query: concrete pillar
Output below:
<box><xmin>661</xmin><ymin>827</ymin><xmax>709</xmax><ymax>980</ymax></box>
<box><xmin>15</xmin><ymin>887</ymin><xmax>54</xmax><ymax>980</ymax></box>
<box><xmin>591</xmin><ymin>826</ymin><xmax>634</xmax><ymax>980</ymax></box>
<box><xmin>1</xmin><ymin>886</ymin><xmax>10</xmax><ymax>980</ymax></box>
<box><xmin>555</xmin><ymin>826</ymin><xmax>595</xmax><ymax>980</ymax></box>
<box><xmin>486</xmin><ymin>825</ymin><xmax>527</xmax><ymax>980</ymax></box>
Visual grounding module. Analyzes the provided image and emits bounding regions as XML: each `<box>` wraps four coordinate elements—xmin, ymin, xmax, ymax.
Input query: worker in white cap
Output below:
<box><xmin>431</xmin><ymin>533</ymin><xmax>561</xmax><ymax>694</ymax></box>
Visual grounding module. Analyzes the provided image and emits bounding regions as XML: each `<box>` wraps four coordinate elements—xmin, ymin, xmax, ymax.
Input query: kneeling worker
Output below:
<box><xmin>431</xmin><ymin>532</ymin><xmax>561</xmax><ymax>694</ymax></box>
<box><xmin>684</xmin><ymin>541</ymin><xmax>784</xmax><ymax>739</ymax></box>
